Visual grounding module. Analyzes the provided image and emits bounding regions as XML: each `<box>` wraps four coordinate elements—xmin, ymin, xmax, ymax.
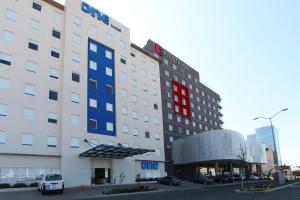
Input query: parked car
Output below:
<box><xmin>157</xmin><ymin>176</ymin><xmax>181</xmax><ymax>186</ymax></box>
<box><xmin>192</xmin><ymin>176</ymin><xmax>214</xmax><ymax>184</ymax></box>
<box><xmin>232</xmin><ymin>174</ymin><xmax>242</xmax><ymax>181</ymax></box>
<box><xmin>212</xmin><ymin>175</ymin><xmax>233</xmax><ymax>183</ymax></box>
<box><xmin>249</xmin><ymin>174</ymin><xmax>259</xmax><ymax>180</ymax></box>
<box><xmin>37</xmin><ymin>174</ymin><xmax>64</xmax><ymax>195</ymax></box>
<box><xmin>258</xmin><ymin>174</ymin><xmax>268</xmax><ymax>180</ymax></box>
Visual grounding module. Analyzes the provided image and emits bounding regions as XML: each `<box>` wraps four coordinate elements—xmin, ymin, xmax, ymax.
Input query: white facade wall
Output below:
<box><xmin>0</xmin><ymin>0</ymin><xmax>165</xmax><ymax>187</ymax></box>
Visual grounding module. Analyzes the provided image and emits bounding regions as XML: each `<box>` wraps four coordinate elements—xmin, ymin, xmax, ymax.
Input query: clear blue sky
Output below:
<box><xmin>57</xmin><ymin>0</ymin><xmax>300</xmax><ymax>166</ymax></box>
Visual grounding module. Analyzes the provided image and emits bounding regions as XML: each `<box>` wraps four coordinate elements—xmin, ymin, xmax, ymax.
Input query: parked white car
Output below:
<box><xmin>37</xmin><ymin>174</ymin><xmax>64</xmax><ymax>195</ymax></box>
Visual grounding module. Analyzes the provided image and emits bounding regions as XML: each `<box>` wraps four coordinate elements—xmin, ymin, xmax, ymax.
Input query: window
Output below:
<box><xmin>0</xmin><ymin>53</ymin><xmax>12</xmax><ymax>66</ymax></box>
<box><xmin>0</xmin><ymin>104</ymin><xmax>8</xmax><ymax>116</ymax></box>
<box><xmin>30</xmin><ymin>19</ymin><xmax>40</xmax><ymax>30</ymax></box>
<box><xmin>167</xmin><ymin>102</ymin><xmax>172</xmax><ymax>109</ymax></box>
<box><xmin>47</xmin><ymin>136</ymin><xmax>57</xmax><ymax>147</ymax></box>
<box><xmin>173</xmin><ymin>64</ymin><xmax>177</xmax><ymax>70</ymax></box>
<box><xmin>32</xmin><ymin>2</ymin><xmax>42</xmax><ymax>11</ymax></box>
<box><xmin>105</xmin><ymin>85</ymin><xmax>113</xmax><ymax>94</ymax></box>
<box><xmin>49</xmin><ymin>68</ymin><xmax>59</xmax><ymax>79</ymax></box>
<box><xmin>106</xmin><ymin>33</ymin><xmax>112</xmax><ymax>41</ymax></box>
<box><xmin>145</xmin><ymin>131</ymin><xmax>150</xmax><ymax>139</ymax></box>
<box><xmin>28</xmin><ymin>40</ymin><xmax>38</xmax><ymax>51</ymax></box>
<box><xmin>132</xmin><ymin>129</ymin><xmax>139</xmax><ymax>136</ymax></box>
<box><xmin>3</xmin><ymin>30</ymin><xmax>14</xmax><ymax>42</ymax></box>
<box><xmin>72</xmin><ymin>52</ymin><xmax>80</xmax><ymax>63</ymax></box>
<box><xmin>104</xmin><ymin>103</ymin><xmax>112</xmax><ymax>113</ymax></box>
<box><xmin>168</xmin><ymin>113</ymin><xmax>173</xmax><ymax>120</ymax></box>
<box><xmin>121</xmin><ymin>89</ymin><xmax>127</xmax><ymax>97</ymax></box>
<box><xmin>121</xmin><ymin>125</ymin><xmax>128</xmax><ymax>133</ymax></box>
<box><xmin>155</xmin><ymin>133</ymin><xmax>160</xmax><ymax>140</ymax></box>
<box><xmin>119</xmin><ymin>40</ymin><xmax>126</xmax><ymax>49</ymax></box>
<box><xmin>89</xmin><ymin>98</ymin><xmax>97</xmax><ymax>108</ymax></box>
<box><xmin>0</xmin><ymin>78</ymin><xmax>9</xmax><ymax>90</ymax></box>
<box><xmin>73</xmin><ymin>16</ymin><xmax>81</xmax><ymax>26</ymax></box>
<box><xmin>130</xmin><ymin>64</ymin><xmax>136</xmax><ymax>72</ymax></box>
<box><xmin>166</xmin><ymin>80</ymin><xmax>170</xmax><ymax>87</ymax></box>
<box><xmin>89</xmin><ymin>119</ymin><xmax>97</xmax><ymax>129</ymax></box>
<box><xmin>70</xmin><ymin>138</ymin><xmax>80</xmax><ymax>148</ymax></box>
<box><xmin>130</xmin><ymin>52</ymin><xmax>135</xmax><ymax>57</ymax></box>
<box><xmin>70</xmin><ymin>114</ymin><xmax>80</xmax><ymax>126</ymax></box>
<box><xmin>51</xmin><ymin>48</ymin><xmax>60</xmax><ymax>58</ymax></box>
<box><xmin>153</xmin><ymin>88</ymin><xmax>158</xmax><ymax>96</ymax></box>
<box><xmin>164</xmin><ymin>58</ymin><xmax>168</xmax><ymax>65</ymax></box>
<box><xmin>48</xmin><ymin>113</ymin><xmax>58</xmax><ymax>124</ymax></box>
<box><xmin>186</xmin><ymin>129</ymin><xmax>190</xmax><ymax>135</ymax></box>
<box><xmin>0</xmin><ymin>131</ymin><xmax>5</xmax><ymax>144</ymax></box>
<box><xmin>154</xmin><ymin>118</ymin><xmax>159</xmax><ymax>125</ymax></box>
<box><xmin>24</xmin><ymin>84</ymin><xmax>35</xmax><ymax>96</ymax></box>
<box><xmin>53</xmin><ymin>11</ymin><xmax>62</xmax><ymax>21</ymax></box>
<box><xmin>132</xmin><ymin>111</ymin><xmax>138</xmax><ymax>120</ymax></box>
<box><xmin>5</xmin><ymin>9</ymin><xmax>17</xmax><ymax>21</ymax></box>
<box><xmin>26</xmin><ymin>61</ymin><xmax>37</xmax><ymax>73</ymax></box>
<box><xmin>105</xmin><ymin>50</ymin><xmax>112</xmax><ymax>59</ymax></box>
<box><xmin>169</xmin><ymin>124</ymin><xmax>173</xmax><ymax>132</ymax></box>
<box><xmin>164</xmin><ymin>70</ymin><xmax>169</xmax><ymax>77</ymax></box>
<box><xmin>106</xmin><ymin>122</ymin><xmax>114</xmax><ymax>132</ymax></box>
<box><xmin>177</xmin><ymin>116</ymin><xmax>182</xmax><ymax>122</ymax></box>
<box><xmin>49</xmin><ymin>90</ymin><xmax>58</xmax><ymax>101</ymax></box>
<box><xmin>89</xmin><ymin>60</ymin><xmax>97</xmax><ymax>71</ymax></box>
<box><xmin>156</xmin><ymin>149</ymin><xmax>161</xmax><ymax>156</ymax></box>
<box><xmin>152</xmin><ymin>75</ymin><xmax>157</xmax><ymax>82</ymax></box>
<box><xmin>71</xmin><ymin>92</ymin><xmax>80</xmax><ymax>103</ymax></box>
<box><xmin>72</xmin><ymin>33</ymin><xmax>81</xmax><ymax>44</ymax></box>
<box><xmin>121</xmin><ymin>72</ymin><xmax>127</xmax><ymax>81</ymax></box>
<box><xmin>72</xmin><ymin>72</ymin><xmax>80</xmax><ymax>82</ymax></box>
<box><xmin>22</xmin><ymin>133</ymin><xmax>33</xmax><ymax>146</ymax></box>
<box><xmin>142</xmin><ymin>69</ymin><xmax>147</xmax><ymax>78</ymax></box>
<box><xmin>120</xmin><ymin>57</ymin><xmax>126</xmax><ymax>64</ymax></box>
<box><xmin>169</xmin><ymin>136</ymin><xmax>174</xmax><ymax>143</ymax></box>
<box><xmin>144</xmin><ymin>115</ymin><xmax>149</xmax><ymax>122</ymax></box>
<box><xmin>89</xmin><ymin>79</ymin><xmax>97</xmax><ymax>89</ymax></box>
<box><xmin>142</xmin><ymin>84</ymin><xmax>148</xmax><ymax>92</ymax></box>
<box><xmin>132</xmin><ymin>95</ymin><xmax>138</xmax><ymax>103</ymax></box>
<box><xmin>131</xmin><ymin>79</ymin><xmax>137</xmax><ymax>88</ymax></box>
<box><xmin>52</xmin><ymin>29</ymin><xmax>61</xmax><ymax>39</ymax></box>
<box><xmin>143</xmin><ymin>99</ymin><xmax>149</xmax><ymax>107</ymax></box>
<box><xmin>106</xmin><ymin>67</ymin><xmax>112</xmax><ymax>76</ymax></box>
<box><xmin>90</xmin><ymin>43</ymin><xmax>97</xmax><ymax>52</ymax></box>
<box><xmin>121</xmin><ymin>106</ymin><xmax>128</xmax><ymax>115</ymax></box>
<box><xmin>154</xmin><ymin>104</ymin><xmax>158</xmax><ymax>110</ymax></box>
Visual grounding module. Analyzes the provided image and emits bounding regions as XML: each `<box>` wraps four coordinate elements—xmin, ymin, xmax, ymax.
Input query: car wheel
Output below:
<box><xmin>60</xmin><ymin>189</ymin><xmax>64</xmax><ymax>194</ymax></box>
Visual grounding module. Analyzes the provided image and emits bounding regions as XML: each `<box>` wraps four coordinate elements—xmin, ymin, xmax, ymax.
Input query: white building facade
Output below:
<box><xmin>0</xmin><ymin>0</ymin><xmax>165</xmax><ymax>187</ymax></box>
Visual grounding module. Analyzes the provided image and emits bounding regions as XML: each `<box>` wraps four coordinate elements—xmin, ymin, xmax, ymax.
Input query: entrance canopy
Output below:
<box><xmin>79</xmin><ymin>144</ymin><xmax>154</xmax><ymax>159</ymax></box>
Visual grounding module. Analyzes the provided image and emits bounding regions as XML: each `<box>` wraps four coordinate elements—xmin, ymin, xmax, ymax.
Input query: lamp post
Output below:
<box><xmin>253</xmin><ymin>108</ymin><xmax>288</xmax><ymax>171</ymax></box>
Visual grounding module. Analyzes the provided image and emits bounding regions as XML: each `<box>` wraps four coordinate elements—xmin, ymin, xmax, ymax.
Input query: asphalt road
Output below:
<box><xmin>85</xmin><ymin>183</ymin><xmax>300</xmax><ymax>200</ymax></box>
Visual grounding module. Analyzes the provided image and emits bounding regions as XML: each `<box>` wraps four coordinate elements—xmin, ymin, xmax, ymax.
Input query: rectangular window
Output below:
<box><xmin>49</xmin><ymin>68</ymin><xmax>59</xmax><ymax>79</ymax></box>
<box><xmin>32</xmin><ymin>2</ymin><xmax>42</xmax><ymax>11</ymax></box>
<box><xmin>26</xmin><ymin>61</ymin><xmax>37</xmax><ymax>73</ymax></box>
<box><xmin>73</xmin><ymin>16</ymin><xmax>81</xmax><ymax>26</ymax></box>
<box><xmin>105</xmin><ymin>50</ymin><xmax>112</xmax><ymax>59</ymax></box>
<box><xmin>22</xmin><ymin>133</ymin><xmax>33</xmax><ymax>146</ymax></box>
<box><xmin>90</xmin><ymin>43</ymin><xmax>97</xmax><ymax>52</ymax></box>
<box><xmin>49</xmin><ymin>90</ymin><xmax>58</xmax><ymax>101</ymax></box>
<box><xmin>156</xmin><ymin>149</ymin><xmax>161</xmax><ymax>156</ymax></box>
<box><xmin>106</xmin><ymin>103</ymin><xmax>113</xmax><ymax>112</ymax></box>
<box><xmin>30</xmin><ymin>19</ymin><xmax>40</xmax><ymax>30</ymax></box>
<box><xmin>72</xmin><ymin>52</ymin><xmax>80</xmax><ymax>63</ymax></box>
<box><xmin>106</xmin><ymin>67</ymin><xmax>112</xmax><ymax>76</ymax></box>
<box><xmin>47</xmin><ymin>136</ymin><xmax>57</xmax><ymax>147</ymax></box>
<box><xmin>72</xmin><ymin>33</ymin><xmax>81</xmax><ymax>44</ymax></box>
<box><xmin>3</xmin><ymin>30</ymin><xmax>14</xmax><ymax>42</ymax></box>
<box><xmin>132</xmin><ymin>95</ymin><xmax>138</xmax><ymax>103</ymax></box>
<box><xmin>70</xmin><ymin>137</ymin><xmax>80</xmax><ymax>148</ymax></box>
<box><xmin>142</xmin><ymin>84</ymin><xmax>148</xmax><ymax>92</ymax></box>
<box><xmin>24</xmin><ymin>84</ymin><xmax>35</xmax><ymax>96</ymax></box>
<box><xmin>89</xmin><ymin>79</ymin><xmax>97</xmax><ymax>89</ymax></box>
<box><xmin>0</xmin><ymin>131</ymin><xmax>6</xmax><ymax>144</ymax></box>
<box><xmin>28</xmin><ymin>40</ymin><xmax>38</xmax><ymax>51</ymax></box>
<box><xmin>48</xmin><ymin>113</ymin><xmax>58</xmax><ymax>124</ymax></box>
<box><xmin>71</xmin><ymin>92</ymin><xmax>80</xmax><ymax>103</ymax></box>
<box><xmin>131</xmin><ymin>79</ymin><xmax>137</xmax><ymax>88</ymax></box>
<box><xmin>121</xmin><ymin>89</ymin><xmax>127</xmax><ymax>97</ymax></box>
<box><xmin>154</xmin><ymin>104</ymin><xmax>158</xmax><ymax>110</ymax></box>
<box><xmin>0</xmin><ymin>53</ymin><xmax>12</xmax><ymax>66</ymax></box>
<box><xmin>52</xmin><ymin>29</ymin><xmax>61</xmax><ymax>39</ymax></box>
<box><xmin>144</xmin><ymin>99</ymin><xmax>149</xmax><ymax>107</ymax></box>
<box><xmin>89</xmin><ymin>60</ymin><xmax>97</xmax><ymax>70</ymax></box>
<box><xmin>144</xmin><ymin>115</ymin><xmax>149</xmax><ymax>122</ymax></box>
<box><xmin>132</xmin><ymin>129</ymin><xmax>139</xmax><ymax>136</ymax></box>
<box><xmin>145</xmin><ymin>131</ymin><xmax>150</xmax><ymax>139</ymax></box>
<box><xmin>119</xmin><ymin>40</ymin><xmax>126</xmax><ymax>49</ymax></box>
<box><xmin>72</xmin><ymin>72</ymin><xmax>80</xmax><ymax>82</ymax></box>
<box><xmin>53</xmin><ymin>11</ymin><xmax>62</xmax><ymax>21</ymax></box>
<box><xmin>51</xmin><ymin>48</ymin><xmax>60</xmax><ymax>58</ymax></box>
<box><xmin>70</xmin><ymin>114</ymin><xmax>80</xmax><ymax>126</ymax></box>
<box><xmin>155</xmin><ymin>133</ymin><xmax>160</xmax><ymax>140</ymax></box>
<box><xmin>0</xmin><ymin>78</ymin><xmax>9</xmax><ymax>90</ymax></box>
<box><xmin>106</xmin><ymin>122</ymin><xmax>114</xmax><ymax>132</ymax></box>
<box><xmin>5</xmin><ymin>9</ymin><xmax>17</xmax><ymax>21</ymax></box>
<box><xmin>23</xmin><ymin>108</ymin><xmax>34</xmax><ymax>120</ymax></box>
<box><xmin>106</xmin><ymin>33</ymin><xmax>112</xmax><ymax>41</ymax></box>
<box><xmin>130</xmin><ymin>52</ymin><xmax>135</xmax><ymax>57</ymax></box>
<box><xmin>121</xmin><ymin>125</ymin><xmax>128</xmax><ymax>133</ymax></box>
<box><xmin>121</xmin><ymin>72</ymin><xmax>127</xmax><ymax>81</ymax></box>
<box><xmin>132</xmin><ymin>111</ymin><xmax>138</xmax><ymax>120</ymax></box>
<box><xmin>89</xmin><ymin>98</ymin><xmax>97</xmax><ymax>108</ymax></box>
<box><xmin>120</xmin><ymin>58</ymin><xmax>126</xmax><ymax>64</ymax></box>
<box><xmin>105</xmin><ymin>85</ymin><xmax>113</xmax><ymax>95</ymax></box>
<box><xmin>130</xmin><ymin>64</ymin><xmax>136</xmax><ymax>72</ymax></box>
<box><xmin>0</xmin><ymin>104</ymin><xmax>8</xmax><ymax>116</ymax></box>
<box><xmin>121</xmin><ymin>106</ymin><xmax>128</xmax><ymax>115</ymax></box>
<box><xmin>89</xmin><ymin>119</ymin><xmax>97</xmax><ymax>129</ymax></box>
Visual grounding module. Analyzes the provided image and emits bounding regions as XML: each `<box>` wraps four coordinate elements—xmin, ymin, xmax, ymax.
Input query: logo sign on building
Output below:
<box><xmin>141</xmin><ymin>161</ymin><xmax>158</xmax><ymax>170</ymax></box>
<box><xmin>81</xmin><ymin>2</ymin><xmax>109</xmax><ymax>25</ymax></box>
<box><xmin>155</xmin><ymin>44</ymin><xmax>163</xmax><ymax>56</ymax></box>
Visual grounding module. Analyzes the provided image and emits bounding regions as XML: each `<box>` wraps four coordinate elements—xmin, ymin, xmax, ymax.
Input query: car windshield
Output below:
<box><xmin>45</xmin><ymin>174</ymin><xmax>62</xmax><ymax>181</ymax></box>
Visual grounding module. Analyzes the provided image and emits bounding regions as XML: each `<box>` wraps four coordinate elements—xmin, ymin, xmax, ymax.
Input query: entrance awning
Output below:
<box><xmin>79</xmin><ymin>144</ymin><xmax>155</xmax><ymax>159</ymax></box>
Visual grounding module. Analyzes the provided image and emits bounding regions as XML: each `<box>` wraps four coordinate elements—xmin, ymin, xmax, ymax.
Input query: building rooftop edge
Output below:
<box><xmin>42</xmin><ymin>0</ymin><xmax>65</xmax><ymax>10</ymax></box>
<box><xmin>131</xmin><ymin>43</ymin><xmax>161</xmax><ymax>63</ymax></box>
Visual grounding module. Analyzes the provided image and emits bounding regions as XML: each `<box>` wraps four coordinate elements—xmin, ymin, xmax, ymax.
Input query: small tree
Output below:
<box><xmin>237</xmin><ymin>144</ymin><xmax>248</xmax><ymax>190</ymax></box>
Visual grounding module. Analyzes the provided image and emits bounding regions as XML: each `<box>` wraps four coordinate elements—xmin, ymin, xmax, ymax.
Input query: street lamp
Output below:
<box><xmin>253</xmin><ymin>108</ymin><xmax>288</xmax><ymax>171</ymax></box>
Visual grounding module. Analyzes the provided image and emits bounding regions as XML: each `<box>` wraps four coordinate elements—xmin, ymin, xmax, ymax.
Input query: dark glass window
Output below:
<box><xmin>28</xmin><ymin>42</ymin><xmax>38</xmax><ymax>51</ymax></box>
<box><xmin>89</xmin><ymin>119</ymin><xmax>97</xmax><ymax>129</ymax></box>
<box><xmin>145</xmin><ymin>131</ymin><xmax>150</xmax><ymax>138</ymax></box>
<box><xmin>0</xmin><ymin>59</ymin><xmax>11</xmax><ymax>66</ymax></box>
<box><xmin>130</xmin><ymin>53</ymin><xmax>135</xmax><ymax>57</ymax></box>
<box><xmin>154</xmin><ymin>104</ymin><xmax>158</xmax><ymax>110</ymax></box>
<box><xmin>51</xmin><ymin>50</ymin><xmax>60</xmax><ymax>58</ymax></box>
<box><xmin>49</xmin><ymin>90</ymin><xmax>58</xmax><ymax>101</ymax></box>
<box><xmin>72</xmin><ymin>72</ymin><xmax>80</xmax><ymax>82</ymax></box>
<box><xmin>105</xmin><ymin>85</ymin><xmax>113</xmax><ymax>94</ymax></box>
<box><xmin>89</xmin><ymin>79</ymin><xmax>97</xmax><ymax>90</ymax></box>
<box><xmin>120</xmin><ymin>58</ymin><xmax>126</xmax><ymax>64</ymax></box>
<box><xmin>48</xmin><ymin>118</ymin><xmax>57</xmax><ymax>124</ymax></box>
<box><xmin>52</xmin><ymin>29</ymin><xmax>61</xmax><ymax>39</ymax></box>
<box><xmin>32</xmin><ymin>2</ymin><xmax>42</xmax><ymax>11</ymax></box>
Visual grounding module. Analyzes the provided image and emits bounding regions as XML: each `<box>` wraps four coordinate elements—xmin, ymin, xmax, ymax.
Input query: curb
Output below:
<box><xmin>0</xmin><ymin>187</ymin><xmax>36</xmax><ymax>193</ymax></box>
<box><xmin>234</xmin><ymin>182</ymin><xmax>300</xmax><ymax>194</ymax></box>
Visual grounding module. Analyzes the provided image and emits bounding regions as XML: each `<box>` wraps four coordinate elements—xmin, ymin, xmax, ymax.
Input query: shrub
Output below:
<box><xmin>103</xmin><ymin>185</ymin><xmax>156</xmax><ymax>195</ymax></box>
<box><xmin>0</xmin><ymin>183</ymin><xmax>11</xmax><ymax>189</ymax></box>
<box><xmin>29</xmin><ymin>182</ymin><xmax>38</xmax><ymax>187</ymax></box>
<box><xmin>12</xmin><ymin>183</ymin><xmax>28</xmax><ymax>188</ymax></box>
